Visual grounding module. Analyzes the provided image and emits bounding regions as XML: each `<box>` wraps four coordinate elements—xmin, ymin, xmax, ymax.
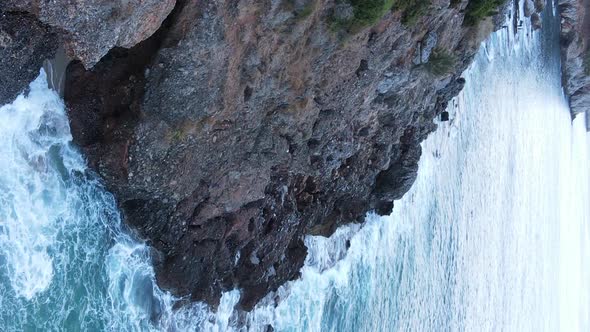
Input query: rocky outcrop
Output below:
<box><xmin>0</xmin><ymin>0</ymin><xmax>173</xmax><ymax>103</ymax></box>
<box><xmin>559</xmin><ymin>0</ymin><xmax>590</xmax><ymax>115</ymax></box>
<box><xmin>5</xmin><ymin>0</ymin><xmax>550</xmax><ymax>313</ymax></box>
<box><xmin>0</xmin><ymin>11</ymin><xmax>56</xmax><ymax>105</ymax></box>
<box><xmin>1</xmin><ymin>0</ymin><xmax>174</xmax><ymax>68</ymax></box>
<box><xmin>64</xmin><ymin>0</ymin><xmax>513</xmax><ymax>309</ymax></box>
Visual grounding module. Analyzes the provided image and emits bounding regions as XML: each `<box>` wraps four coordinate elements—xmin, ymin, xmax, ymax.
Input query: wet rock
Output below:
<box><xmin>374</xmin><ymin>131</ymin><xmax>422</xmax><ymax>200</ymax></box>
<box><xmin>375</xmin><ymin>200</ymin><xmax>394</xmax><ymax>215</ymax></box>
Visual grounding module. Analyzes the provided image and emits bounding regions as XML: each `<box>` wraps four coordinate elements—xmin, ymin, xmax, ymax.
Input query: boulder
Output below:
<box><xmin>3</xmin><ymin>0</ymin><xmax>175</xmax><ymax>68</ymax></box>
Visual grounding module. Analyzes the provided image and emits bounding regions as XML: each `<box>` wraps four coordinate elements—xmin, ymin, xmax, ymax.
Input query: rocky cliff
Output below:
<box><xmin>559</xmin><ymin>0</ymin><xmax>590</xmax><ymax>115</ymax></box>
<box><xmin>0</xmin><ymin>11</ymin><xmax>56</xmax><ymax>104</ymax></box>
<box><xmin>1</xmin><ymin>0</ymin><xmax>552</xmax><ymax>311</ymax></box>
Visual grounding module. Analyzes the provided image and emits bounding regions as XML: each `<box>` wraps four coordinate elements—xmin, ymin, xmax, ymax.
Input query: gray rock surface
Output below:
<box><xmin>3</xmin><ymin>0</ymin><xmax>175</xmax><ymax>68</ymax></box>
<box><xmin>413</xmin><ymin>31</ymin><xmax>439</xmax><ymax>65</ymax></box>
<box><xmin>559</xmin><ymin>0</ymin><xmax>590</xmax><ymax>115</ymax></box>
<box><xmin>422</xmin><ymin>31</ymin><xmax>439</xmax><ymax>63</ymax></box>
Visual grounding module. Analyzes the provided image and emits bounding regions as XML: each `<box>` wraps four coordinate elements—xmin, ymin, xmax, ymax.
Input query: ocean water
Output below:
<box><xmin>0</xmin><ymin>1</ymin><xmax>588</xmax><ymax>331</ymax></box>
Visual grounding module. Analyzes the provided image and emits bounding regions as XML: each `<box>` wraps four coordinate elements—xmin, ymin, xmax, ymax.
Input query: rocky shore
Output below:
<box><xmin>0</xmin><ymin>0</ymin><xmax>571</xmax><ymax>310</ymax></box>
<box><xmin>559</xmin><ymin>0</ymin><xmax>589</xmax><ymax>115</ymax></box>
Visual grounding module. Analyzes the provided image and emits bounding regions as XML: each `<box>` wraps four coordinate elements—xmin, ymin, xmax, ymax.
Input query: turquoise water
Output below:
<box><xmin>0</xmin><ymin>71</ymin><xmax>177</xmax><ymax>330</ymax></box>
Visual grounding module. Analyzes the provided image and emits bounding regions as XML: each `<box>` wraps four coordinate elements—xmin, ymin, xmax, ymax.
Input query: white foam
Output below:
<box><xmin>0</xmin><ymin>69</ymin><xmax>240</xmax><ymax>331</ymax></box>
<box><xmin>0</xmin><ymin>72</ymin><xmax>69</xmax><ymax>299</ymax></box>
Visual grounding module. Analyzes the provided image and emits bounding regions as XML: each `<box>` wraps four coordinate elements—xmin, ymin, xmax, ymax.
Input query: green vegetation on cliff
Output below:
<box><xmin>351</xmin><ymin>0</ymin><xmax>395</xmax><ymax>26</ymax></box>
<box><xmin>463</xmin><ymin>0</ymin><xmax>507</xmax><ymax>26</ymax></box>
<box><xmin>332</xmin><ymin>0</ymin><xmax>430</xmax><ymax>33</ymax></box>
<box><xmin>394</xmin><ymin>0</ymin><xmax>430</xmax><ymax>25</ymax></box>
<box><xmin>426</xmin><ymin>49</ymin><xmax>456</xmax><ymax>76</ymax></box>
<box><xmin>338</xmin><ymin>0</ymin><xmax>395</xmax><ymax>32</ymax></box>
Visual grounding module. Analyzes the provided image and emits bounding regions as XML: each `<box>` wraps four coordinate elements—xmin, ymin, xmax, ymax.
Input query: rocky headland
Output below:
<box><xmin>559</xmin><ymin>0</ymin><xmax>590</xmax><ymax>115</ymax></box>
<box><xmin>0</xmin><ymin>0</ymin><xmax>575</xmax><ymax>311</ymax></box>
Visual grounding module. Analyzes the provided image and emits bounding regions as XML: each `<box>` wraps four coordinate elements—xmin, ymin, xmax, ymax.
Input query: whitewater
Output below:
<box><xmin>0</xmin><ymin>0</ymin><xmax>588</xmax><ymax>331</ymax></box>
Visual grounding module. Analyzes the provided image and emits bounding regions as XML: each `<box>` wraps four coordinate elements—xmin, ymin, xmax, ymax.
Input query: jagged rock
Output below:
<box><xmin>377</xmin><ymin>78</ymin><xmax>396</xmax><ymax>94</ymax></box>
<box><xmin>413</xmin><ymin>31</ymin><xmax>438</xmax><ymax>65</ymax></box>
<box><xmin>3</xmin><ymin>0</ymin><xmax>175</xmax><ymax>68</ymax></box>
<box><xmin>0</xmin><ymin>12</ymin><xmax>57</xmax><ymax>105</ymax></box>
<box><xmin>422</xmin><ymin>31</ymin><xmax>439</xmax><ymax>63</ymax></box>
<box><xmin>65</xmin><ymin>0</ymin><xmax>499</xmax><ymax>310</ymax></box>
<box><xmin>559</xmin><ymin>0</ymin><xmax>590</xmax><ymax>115</ymax></box>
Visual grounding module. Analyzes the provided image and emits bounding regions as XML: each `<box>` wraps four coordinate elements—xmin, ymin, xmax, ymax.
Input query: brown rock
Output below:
<box><xmin>65</xmin><ymin>0</ymin><xmax>504</xmax><ymax>310</ymax></box>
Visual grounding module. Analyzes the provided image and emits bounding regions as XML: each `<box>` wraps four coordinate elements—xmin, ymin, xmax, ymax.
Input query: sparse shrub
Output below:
<box><xmin>172</xmin><ymin>129</ymin><xmax>184</xmax><ymax>141</ymax></box>
<box><xmin>463</xmin><ymin>0</ymin><xmax>508</xmax><ymax>26</ymax></box>
<box><xmin>426</xmin><ymin>49</ymin><xmax>456</xmax><ymax>76</ymax></box>
<box><xmin>393</xmin><ymin>0</ymin><xmax>430</xmax><ymax>26</ymax></box>
<box><xmin>337</xmin><ymin>0</ymin><xmax>396</xmax><ymax>32</ymax></box>
<box><xmin>350</xmin><ymin>0</ymin><xmax>395</xmax><ymax>26</ymax></box>
<box><xmin>330</xmin><ymin>0</ymin><xmax>430</xmax><ymax>34</ymax></box>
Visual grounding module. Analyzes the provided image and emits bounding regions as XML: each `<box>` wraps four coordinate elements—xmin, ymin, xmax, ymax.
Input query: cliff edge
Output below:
<box><xmin>1</xmin><ymin>0</ymin><xmax>556</xmax><ymax>311</ymax></box>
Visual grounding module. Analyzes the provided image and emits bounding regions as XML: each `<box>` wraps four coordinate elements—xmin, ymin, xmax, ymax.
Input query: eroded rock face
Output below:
<box><xmin>1</xmin><ymin>0</ymin><xmax>580</xmax><ymax>316</ymax></box>
<box><xmin>0</xmin><ymin>12</ymin><xmax>56</xmax><ymax>105</ymax></box>
<box><xmin>3</xmin><ymin>0</ymin><xmax>175</xmax><ymax>68</ymax></box>
<box><xmin>559</xmin><ymin>0</ymin><xmax>590</xmax><ymax>115</ymax></box>
<box><xmin>65</xmin><ymin>0</ymin><xmax>509</xmax><ymax>309</ymax></box>
<box><xmin>5</xmin><ymin>0</ymin><xmax>556</xmax><ymax>313</ymax></box>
